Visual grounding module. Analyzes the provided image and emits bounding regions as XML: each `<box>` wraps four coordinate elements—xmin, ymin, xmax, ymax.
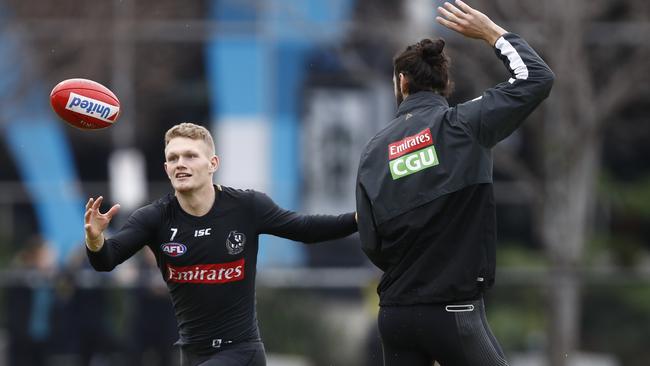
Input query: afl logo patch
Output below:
<box><xmin>226</xmin><ymin>231</ymin><xmax>246</xmax><ymax>255</ymax></box>
<box><xmin>161</xmin><ymin>243</ymin><xmax>187</xmax><ymax>257</ymax></box>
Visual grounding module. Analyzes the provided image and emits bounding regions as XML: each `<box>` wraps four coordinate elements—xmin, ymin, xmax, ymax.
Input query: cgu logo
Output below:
<box><xmin>65</xmin><ymin>92</ymin><xmax>120</xmax><ymax>122</ymax></box>
<box><xmin>389</xmin><ymin>146</ymin><xmax>439</xmax><ymax>179</ymax></box>
<box><xmin>161</xmin><ymin>242</ymin><xmax>187</xmax><ymax>257</ymax></box>
<box><xmin>388</xmin><ymin>128</ymin><xmax>439</xmax><ymax>180</ymax></box>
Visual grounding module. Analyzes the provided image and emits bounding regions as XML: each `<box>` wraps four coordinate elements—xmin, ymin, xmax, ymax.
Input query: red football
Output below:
<box><xmin>50</xmin><ymin>78</ymin><xmax>121</xmax><ymax>130</ymax></box>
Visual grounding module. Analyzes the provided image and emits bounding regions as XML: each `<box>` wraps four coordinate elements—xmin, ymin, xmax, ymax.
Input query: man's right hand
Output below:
<box><xmin>436</xmin><ymin>0</ymin><xmax>507</xmax><ymax>47</ymax></box>
<box><xmin>84</xmin><ymin>196</ymin><xmax>120</xmax><ymax>252</ymax></box>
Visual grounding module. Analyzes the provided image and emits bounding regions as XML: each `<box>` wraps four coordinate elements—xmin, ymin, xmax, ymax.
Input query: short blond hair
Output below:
<box><xmin>164</xmin><ymin>122</ymin><xmax>215</xmax><ymax>155</ymax></box>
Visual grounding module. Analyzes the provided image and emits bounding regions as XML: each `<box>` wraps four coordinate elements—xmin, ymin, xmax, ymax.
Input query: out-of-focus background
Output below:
<box><xmin>0</xmin><ymin>0</ymin><xmax>648</xmax><ymax>365</ymax></box>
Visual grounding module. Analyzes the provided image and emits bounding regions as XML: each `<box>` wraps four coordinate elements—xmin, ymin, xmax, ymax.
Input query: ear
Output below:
<box><xmin>164</xmin><ymin>162</ymin><xmax>172</xmax><ymax>179</ymax></box>
<box><xmin>209</xmin><ymin>155</ymin><xmax>220</xmax><ymax>174</ymax></box>
<box><xmin>399</xmin><ymin>73</ymin><xmax>409</xmax><ymax>96</ymax></box>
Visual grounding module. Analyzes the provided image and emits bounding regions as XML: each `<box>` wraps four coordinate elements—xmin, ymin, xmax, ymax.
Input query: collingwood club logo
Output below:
<box><xmin>226</xmin><ymin>231</ymin><xmax>246</xmax><ymax>255</ymax></box>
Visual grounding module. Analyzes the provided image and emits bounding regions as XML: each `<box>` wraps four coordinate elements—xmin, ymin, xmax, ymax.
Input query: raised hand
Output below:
<box><xmin>436</xmin><ymin>0</ymin><xmax>507</xmax><ymax>46</ymax></box>
<box><xmin>84</xmin><ymin>196</ymin><xmax>120</xmax><ymax>251</ymax></box>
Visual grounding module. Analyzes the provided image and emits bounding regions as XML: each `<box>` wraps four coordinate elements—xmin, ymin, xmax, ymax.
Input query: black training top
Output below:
<box><xmin>356</xmin><ymin>33</ymin><xmax>554</xmax><ymax>306</ymax></box>
<box><xmin>87</xmin><ymin>185</ymin><xmax>357</xmax><ymax>353</ymax></box>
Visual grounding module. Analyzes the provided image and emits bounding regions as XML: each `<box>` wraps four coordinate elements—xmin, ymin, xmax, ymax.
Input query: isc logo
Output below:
<box><xmin>195</xmin><ymin>228</ymin><xmax>212</xmax><ymax>237</ymax></box>
<box><xmin>161</xmin><ymin>243</ymin><xmax>187</xmax><ymax>257</ymax></box>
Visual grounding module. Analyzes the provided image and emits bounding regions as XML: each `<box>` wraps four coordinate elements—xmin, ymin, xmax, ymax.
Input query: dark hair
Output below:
<box><xmin>393</xmin><ymin>38</ymin><xmax>452</xmax><ymax>97</ymax></box>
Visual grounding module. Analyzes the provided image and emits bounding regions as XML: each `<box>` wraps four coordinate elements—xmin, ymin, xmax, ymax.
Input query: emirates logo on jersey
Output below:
<box><xmin>166</xmin><ymin>258</ymin><xmax>245</xmax><ymax>284</ymax></box>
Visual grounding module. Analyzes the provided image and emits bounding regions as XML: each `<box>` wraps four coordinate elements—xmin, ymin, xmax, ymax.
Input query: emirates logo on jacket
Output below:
<box><xmin>388</xmin><ymin>128</ymin><xmax>439</xmax><ymax>180</ymax></box>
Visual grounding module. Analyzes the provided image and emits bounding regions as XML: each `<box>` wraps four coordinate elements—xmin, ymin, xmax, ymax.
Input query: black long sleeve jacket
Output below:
<box><xmin>356</xmin><ymin>33</ymin><xmax>554</xmax><ymax>306</ymax></box>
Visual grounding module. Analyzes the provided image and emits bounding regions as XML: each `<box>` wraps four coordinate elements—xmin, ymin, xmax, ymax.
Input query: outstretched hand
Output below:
<box><xmin>436</xmin><ymin>0</ymin><xmax>507</xmax><ymax>46</ymax></box>
<box><xmin>84</xmin><ymin>196</ymin><xmax>120</xmax><ymax>251</ymax></box>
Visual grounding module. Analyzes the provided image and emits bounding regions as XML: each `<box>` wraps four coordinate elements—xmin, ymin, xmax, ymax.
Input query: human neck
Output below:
<box><xmin>176</xmin><ymin>184</ymin><xmax>216</xmax><ymax>217</ymax></box>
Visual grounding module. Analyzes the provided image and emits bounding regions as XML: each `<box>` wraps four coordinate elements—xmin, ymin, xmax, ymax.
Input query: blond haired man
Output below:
<box><xmin>85</xmin><ymin>122</ymin><xmax>357</xmax><ymax>366</ymax></box>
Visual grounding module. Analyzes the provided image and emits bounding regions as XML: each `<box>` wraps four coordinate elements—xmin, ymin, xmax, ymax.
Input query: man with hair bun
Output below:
<box><xmin>355</xmin><ymin>1</ymin><xmax>554</xmax><ymax>365</ymax></box>
<box><xmin>84</xmin><ymin>122</ymin><xmax>357</xmax><ymax>365</ymax></box>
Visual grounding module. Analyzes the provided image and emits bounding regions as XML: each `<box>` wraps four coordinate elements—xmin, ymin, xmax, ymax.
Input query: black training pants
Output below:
<box><xmin>378</xmin><ymin>298</ymin><xmax>508</xmax><ymax>366</ymax></box>
<box><xmin>180</xmin><ymin>341</ymin><xmax>266</xmax><ymax>366</ymax></box>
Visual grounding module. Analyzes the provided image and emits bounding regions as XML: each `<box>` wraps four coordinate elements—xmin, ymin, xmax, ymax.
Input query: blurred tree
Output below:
<box><xmin>529</xmin><ymin>1</ymin><xmax>647</xmax><ymax>364</ymax></box>
<box><xmin>345</xmin><ymin>0</ymin><xmax>649</xmax><ymax>364</ymax></box>
<box><xmin>477</xmin><ymin>1</ymin><xmax>650</xmax><ymax>365</ymax></box>
<box><xmin>582</xmin><ymin>284</ymin><xmax>650</xmax><ymax>366</ymax></box>
<box><xmin>368</xmin><ymin>0</ymin><xmax>650</xmax><ymax>364</ymax></box>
